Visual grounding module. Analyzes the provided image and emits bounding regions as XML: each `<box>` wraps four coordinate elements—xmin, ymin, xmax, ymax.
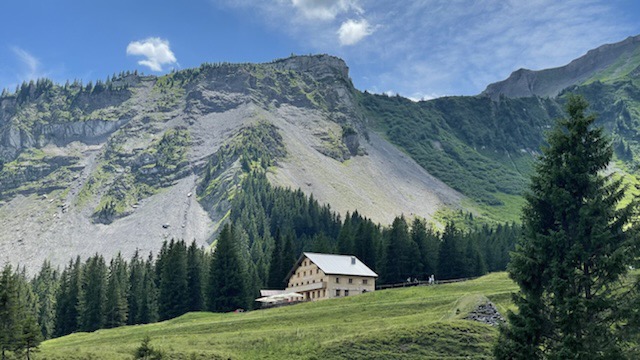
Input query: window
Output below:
<box><xmin>345</xmin><ymin>290</ymin><xmax>349</xmax><ymax>296</ymax></box>
<box><xmin>363</xmin><ymin>279</ymin><xmax>368</xmax><ymax>285</ymax></box>
<box><xmin>335</xmin><ymin>289</ymin><xmax>341</xmax><ymax>296</ymax></box>
<box><xmin>312</xmin><ymin>279</ymin><xmax>315</xmax><ymax>283</ymax></box>
<box><xmin>335</xmin><ymin>277</ymin><xmax>340</xmax><ymax>283</ymax></box>
<box><xmin>316</xmin><ymin>269</ymin><xmax>320</xmax><ymax>274</ymax></box>
<box><xmin>297</xmin><ymin>273</ymin><xmax>300</xmax><ymax>278</ymax></box>
<box><xmin>304</xmin><ymin>271</ymin><xmax>306</xmax><ymax>276</ymax></box>
<box><xmin>348</xmin><ymin>278</ymin><xmax>353</xmax><ymax>284</ymax></box>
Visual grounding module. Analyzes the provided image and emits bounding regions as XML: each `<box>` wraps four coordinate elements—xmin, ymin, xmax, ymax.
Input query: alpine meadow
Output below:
<box><xmin>2</xmin><ymin>3</ymin><xmax>640</xmax><ymax>359</ymax></box>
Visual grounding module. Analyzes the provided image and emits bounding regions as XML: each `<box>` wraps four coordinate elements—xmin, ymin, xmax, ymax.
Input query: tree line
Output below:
<box><xmin>0</xmin><ymin>172</ymin><xmax>518</xmax><ymax>359</ymax></box>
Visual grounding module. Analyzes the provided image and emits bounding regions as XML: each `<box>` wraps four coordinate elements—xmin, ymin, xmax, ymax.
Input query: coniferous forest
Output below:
<box><xmin>0</xmin><ymin>171</ymin><xmax>518</xmax><ymax>353</ymax></box>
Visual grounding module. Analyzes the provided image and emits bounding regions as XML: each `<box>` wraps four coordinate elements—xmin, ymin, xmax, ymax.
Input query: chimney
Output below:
<box><xmin>351</xmin><ymin>256</ymin><xmax>356</xmax><ymax>265</ymax></box>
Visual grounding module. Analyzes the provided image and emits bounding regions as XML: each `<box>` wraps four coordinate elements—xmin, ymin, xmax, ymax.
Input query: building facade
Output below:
<box><xmin>284</xmin><ymin>252</ymin><xmax>377</xmax><ymax>301</ymax></box>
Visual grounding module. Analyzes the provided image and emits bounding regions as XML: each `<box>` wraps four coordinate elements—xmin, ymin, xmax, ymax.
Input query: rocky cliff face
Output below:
<box><xmin>0</xmin><ymin>55</ymin><xmax>462</xmax><ymax>272</ymax></box>
<box><xmin>482</xmin><ymin>35</ymin><xmax>640</xmax><ymax>99</ymax></box>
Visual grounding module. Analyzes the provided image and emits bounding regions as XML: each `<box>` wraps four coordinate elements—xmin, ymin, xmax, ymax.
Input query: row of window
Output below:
<box><xmin>290</xmin><ymin>278</ymin><xmax>318</xmax><ymax>287</ymax></box>
<box><xmin>303</xmin><ymin>288</ymin><xmax>372</xmax><ymax>300</ymax></box>
<box><xmin>335</xmin><ymin>277</ymin><xmax>368</xmax><ymax>285</ymax></box>
<box><xmin>297</xmin><ymin>268</ymin><xmax>321</xmax><ymax>278</ymax></box>
<box><xmin>290</xmin><ymin>277</ymin><xmax>370</xmax><ymax>288</ymax></box>
<box><xmin>309</xmin><ymin>289</ymin><xmax>326</xmax><ymax>299</ymax></box>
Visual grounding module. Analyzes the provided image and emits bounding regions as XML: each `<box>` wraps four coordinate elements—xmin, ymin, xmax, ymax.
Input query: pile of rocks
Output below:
<box><xmin>464</xmin><ymin>301</ymin><xmax>505</xmax><ymax>326</ymax></box>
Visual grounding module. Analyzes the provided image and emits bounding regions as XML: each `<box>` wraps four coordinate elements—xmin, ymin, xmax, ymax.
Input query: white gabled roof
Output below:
<box><xmin>303</xmin><ymin>252</ymin><xmax>378</xmax><ymax>278</ymax></box>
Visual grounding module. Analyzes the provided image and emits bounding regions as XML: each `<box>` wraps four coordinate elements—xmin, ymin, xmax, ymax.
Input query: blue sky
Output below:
<box><xmin>1</xmin><ymin>0</ymin><xmax>640</xmax><ymax>99</ymax></box>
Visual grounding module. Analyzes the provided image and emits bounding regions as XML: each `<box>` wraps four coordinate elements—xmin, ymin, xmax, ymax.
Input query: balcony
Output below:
<box><xmin>287</xmin><ymin>281</ymin><xmax>326</xmax><ymax>292</ymax></box>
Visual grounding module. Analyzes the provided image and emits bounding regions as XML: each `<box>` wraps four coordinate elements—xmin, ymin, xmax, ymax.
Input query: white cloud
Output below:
<box><xmin>216</xmin><ymin>0</ymin><xmax>372</xmax><ymax>48</ymax></box>
<box><xmin>348</xmin><ymin>0</ymin><xmax>635</xmax><ymax>97</ymax></box>
<box><xmin>291</xmin><ymin>0</ymin><xmax>362</xmax><ymax>20</ymax></box>
<box><xmin>126</xmin><ymin>37</ymin><xmax>177</xmax><ymax>72</ymax></box>
<box><xmin>11</xmin><ymin>47</ymin><xmax>41</xmax><ymax>80</ymax></box>
<box><xmin>215</xmin><ymin>1</ymin><xmax>638</xmax><ymax>97</ymax></box>
<box><xmin>337</xmin><ymin>19</ymin><xmax>373</xmax><ymax>46</ymax></box>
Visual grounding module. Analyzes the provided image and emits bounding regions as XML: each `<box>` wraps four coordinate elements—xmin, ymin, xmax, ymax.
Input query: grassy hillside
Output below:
<box><xmin>359</xmin><ymin>91</ymin><xmax>561</xmax><ymax>214</ymax></box>
<box><xmin>361</xmin><ymin>65</ymin><xmax>640</xmax><ymax>222</ymax></box>
<box><xmin>39</xmin><ymin>273</ymin><xmax>516</xmax><ymax>360</ymax></box>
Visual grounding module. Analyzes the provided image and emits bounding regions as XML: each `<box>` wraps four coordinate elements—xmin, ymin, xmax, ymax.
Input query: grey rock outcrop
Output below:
<box><xmin>464</xmin><ymin>301</ymin><xmax>505</xmax><ymax>326</ymax></box>
<box><xmin>483</xmin><ymin>34</ymin><xmax>640</xmax><ymax>99</ymax></box>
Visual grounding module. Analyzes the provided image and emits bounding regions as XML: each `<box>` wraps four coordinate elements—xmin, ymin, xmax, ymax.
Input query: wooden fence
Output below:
<box><xmin>375</xmin><ymin>276</ymin><xmax>478</xmax><ymax>290</ymax></box>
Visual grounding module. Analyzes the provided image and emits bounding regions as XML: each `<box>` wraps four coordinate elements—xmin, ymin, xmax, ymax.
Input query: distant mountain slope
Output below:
<box><xmin>3</xmin><ymin>33</ymin><xmax>640</xmax><ymax>271</ymax></box>
<box><xmin>483</xmin><ymin>35</ymin><xmax>640</xmax><ymax>99</ymax></box>
<box><xmin>0</xmin><ymin>55</ymin><xmax>462</xmax><ymax>270</ymax></box>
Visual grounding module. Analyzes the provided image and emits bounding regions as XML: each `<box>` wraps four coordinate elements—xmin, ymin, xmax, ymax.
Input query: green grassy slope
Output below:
<box><xmin>40</xmin><ymin>273</ymin><xmax>516</xmax><ymax>360</ymax></box>
<box><xmin>359</xmin><ymin>91</ymin><xmax>561</xmax><ymax>218</ymax></box>
<box><xmin>361</xmin><ymin>63</ymin><xmax>640</xmax><ymax>222</ymax></box>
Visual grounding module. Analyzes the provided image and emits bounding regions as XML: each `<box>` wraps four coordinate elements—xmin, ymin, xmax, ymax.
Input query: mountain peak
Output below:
<box><xmin>268</xmin><ymin>54</ymin><xmax>350</xmax><ymax>81</ymax></box>
<box><xmin>482</xmin><ymin>34</ymin><xmax>640</xmax><ymax>99</ymax></box>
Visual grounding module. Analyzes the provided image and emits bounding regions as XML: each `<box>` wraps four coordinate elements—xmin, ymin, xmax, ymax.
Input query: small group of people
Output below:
<box><xmin>405</xmin><ymin>274</ymin><xmax>436</xmax><ymax>285</ymax></box>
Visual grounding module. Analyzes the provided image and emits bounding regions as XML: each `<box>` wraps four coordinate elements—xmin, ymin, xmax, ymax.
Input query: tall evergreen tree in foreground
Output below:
<box><xmin>495</xmin><ymin>95</ymin><xmax>640</xmax><ymax>359</ymax></box>
<box><xmin>208</xmin><ymin>224</ymin><xmax>250</xmax><ymax>312</ymax></box>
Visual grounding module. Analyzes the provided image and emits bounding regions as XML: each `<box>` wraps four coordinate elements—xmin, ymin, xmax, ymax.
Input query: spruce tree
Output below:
<box><xmin>104</xmin><ymin>254</ymin><xmax>129</xmax><ymax>328</ymax></box>
<box><xmin>267</xmin><ymin>228</ymin><xmax>284</xmax><ymax>288</ymax></box>
<box><xmin>384</xmin><ymin>216</ymin><xmax>413</xmax><ymax>283</ymax></box>
<box><xmin>437</xmin><ymin>222</ymin><xmax>464</xmax><ymax>280</ymax></box>
<box><xmin>281</xmin><ymin>231</ymin><xmax>296</xmax><ymax>281</ymax></box>
<box><xmin>208</xmin><ymin>224</ymin><xmax>250</xmax><ymax>312</ymax></box>
<box><xmin>139</xmin><ymin>254</ymin><xmax>159</xmax><ymax>324</ymax></box>
<box><xmin>338</xmin><ymin>213</ymin><xmax>355</xmax><ymax>255</ymax></box>
<box><xmin>55</xmin><ymin>257</ymin><xmax>82</xmax><ymax>337</ymax></box>
<box><xmin>19</xmin><ymin>313</ymin><xmax>41</xmax><ymax>360</ymax></box>
<box><xmin>186</xmin><ymin>241</ymin><xmax>206</xmax><ymax>312</ymax></box>
<box><xmin>128</xmin><ymin>251</ymin><xmax>145</xmax><ymax>325</ymax></box>
<box><xmin>32</xmin><ymin>260</ymin><xmax>58</xmax><ymax>339</ymax></box>
<box><xmin>77</xmin><ymin>254</ymin><xmax>107</xmax><ymax>332</ymax></box>
<box><xmin>158</xmin><ymin>240</ymin><xmax>188</xmax><ymax>321</ymax></box>
<box><xmin>495</xmin><ymin>95</ymin><xmax>639</xmax><ymax>359</ymax></box>
<box><xmin>0</xmin><ymin>266</ymin><xmax>19</xmax><ymax>360</ymax></box>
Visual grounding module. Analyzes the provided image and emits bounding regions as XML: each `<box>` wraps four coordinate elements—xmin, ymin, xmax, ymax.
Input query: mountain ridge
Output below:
<box><xmin>3</xmin><ymin>35</ymin><xmax>640</xmax><ymax>271</ymax></box>
<box><xmin>482</xmin><ymin>34</ymin><xmax>640</xmax><ymax>99</ymax></box>
<box><xmin>0</xmin><ymin>54</ymin><xmax>463</xmax><ymax>271</ymax></box>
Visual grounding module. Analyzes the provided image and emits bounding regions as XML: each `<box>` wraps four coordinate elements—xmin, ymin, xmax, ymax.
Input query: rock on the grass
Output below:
<box><xmin>464</xmin><ymin>302</ymin><xmax>505</xmax><ymax>326</ymax></box>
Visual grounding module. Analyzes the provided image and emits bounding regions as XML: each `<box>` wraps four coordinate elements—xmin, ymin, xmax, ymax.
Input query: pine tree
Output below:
<box><xmin>32</xmin><ymin>260</ymin><xmax>58</xmax><ymax>340</ymax></box>
<box><xmin>281</xmin><ymin>231</ymin><xmax>296</xmax><ymax>281</ymax></box>
<box><xmin>267</xmin><ymin>228</ymin><xmax>284</xmax><ymax>288</ymax></box>
<box><xmin>186</xmin><ymin>241</ymin><xmax>206</xmax><ymax>312</ymax></box>
<box><xmin>338</xmin><ymin>213</ymin><xmax>355</xmax><ymax>255</ymax></box>
<box><xmin>437</xmin><ymin>222</ymin><xmax>464</xmax><ymax>280</ymax></box>
<box><xmin>354</xmin><ymin>221</ymin><xmax>375</xmax><ymax>269</ymax></box>
<box><xmin>208</xmin><ymin>224</ymin><xmax>250</xmax><ymax>312</ymax></box>
<box><xmin>139</xmin><ymin>254</ymin><xmax>158</xmax><ymax>324</ymax></box>
<box><xmin>495</xmin><ymin>95</ymin><xmax>640</xmax><ymax>359</ymax></box>
<box><xmin>55</xmin><ymin>257</ymin><xmax>82</xmax><ymax>337</ymax></box>
<box><xmin>19</xmin><ymin>313</ymin><xmax>41</xmax><ymax>360</ymax></box>
<box><xmin>104</xmin><ymin>254</ymin><xmax>129</xmax><ymax>328</ymax></box>
<box><xmin>0</xmin><ymin>266</ymin><xmax>19</xmax><ymax>360</ymax></box>
<box><xmin>78</xmin><ymin>254</ymin><xmax>107</xmax><ymax>332</ymax></box>
<box><xmin>158</xmin><ymin>240</ymin><xmax>188</xmax><ymax>320</ymax></box>
<box><xmin>128</xmin><ymin>251</ymin><xmax>145</xmax><ymax>325</ymax></box>
<box><xmin>384</xmin><ymin>216</ymin><xmax>413</xmax><ymax>283</ymax></box>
